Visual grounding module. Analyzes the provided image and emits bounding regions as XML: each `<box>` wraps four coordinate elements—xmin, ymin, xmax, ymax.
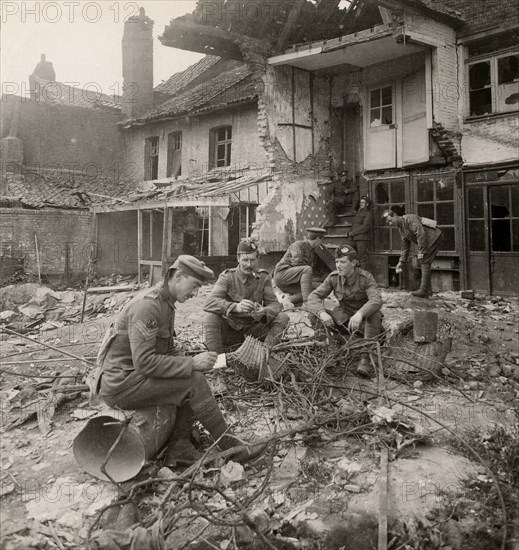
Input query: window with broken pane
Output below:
<box><xmin>466</xmin><ymin>42</ymin><xmax>519</xmax><ymax>117</ymax></box>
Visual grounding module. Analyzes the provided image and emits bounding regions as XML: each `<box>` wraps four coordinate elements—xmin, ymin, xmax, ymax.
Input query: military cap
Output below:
<box><xmin>360</xmin><ymin>195</ymin><xmax>373</xmax><ymax>207</ymax></box>
<box><xmin>306</xmin><ymin>227</ymin><xmax>327</xmax><ymax>240</ymax></box>
<box><xmin>335</xmin><ymin>244</ymin><xmax>357</xmax><ymax>258</ymax></box>
<box><xmin>237</xmin><ymin>240</ymin><xmax>259</xmax><ymax>254</ymax></box>
<box><xmin>171</xmin><ymin>255</ymin><xmax>214</xmax><ymax>282</ymax></box>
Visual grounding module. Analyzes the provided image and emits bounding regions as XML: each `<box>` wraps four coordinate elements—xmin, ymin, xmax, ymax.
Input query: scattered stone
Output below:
<box><xmin>469</xmin><ymin>381</ymin><xmax>479</xmax><ymax>390</ymax></box>
<box><xmin>344</xmin><ymin>484</ymin><xmax>361</xmax><ymax>493</ymax></box>
<box><xmin>413</xmin><ymin>381</ymin><xmax>424</xmax><ymax>390</ymax></box>
<box><xmin>219</xmin><ymin>461</ymin><xmax>245</xmax><ymax>487</ymax></box>
<box><xmin>157</xmin><ymin>467</ymin><xmax>174</xmax><ymax>479</ymax></box>
<box><xmin>488</xmin><ymin>365</ymin><xmax>501</xmax><ymax>377</ymax></box>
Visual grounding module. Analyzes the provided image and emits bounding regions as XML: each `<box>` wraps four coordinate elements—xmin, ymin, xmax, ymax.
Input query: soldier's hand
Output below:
<box><xmin>417</xmin><ymin>253</ymin><xmax>424</xmax><ymax>260</ymax></box>
<box><xmin>319</xmin><ymin>311</ymin><xmax>334</xmax><ymax>327</ymax></box>
<box><xmin>348</xmin><ymin>311</ymin><xmax>364</xmax><ymax>332</ymax></box>
<box><xmin>236</xmin><ymin>299</ymin><xmax>255</xmax><ymax>313</ymax></box>
<box><xmin>395</xmin><ymin>262</ymin><xmax>403</xmax><ymax>274</ymax></box>
<box><xmin>192</xmin><ymin>352</ymin><xmax>218</xmax><ymax>372</ymax></box>
<box><xmin>251</xmin><ymin>305</ymin><xmax>265</xmax><ymax>320</ymax></box>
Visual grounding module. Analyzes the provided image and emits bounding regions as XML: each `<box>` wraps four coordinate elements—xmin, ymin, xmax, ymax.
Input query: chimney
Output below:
<box><xmin>29</xmin><ymin>53</ymin><xmax>56</xmax><ymax>100</ymax></box>
<box><xmin>122</xmin><ymin>7</ymin><xmax>154</xmax><ymax>118</ymax></box>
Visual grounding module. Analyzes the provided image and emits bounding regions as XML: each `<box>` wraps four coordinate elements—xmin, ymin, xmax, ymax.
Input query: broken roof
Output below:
<box><xmin>159</xmin><ymin>0</ymin><xmax>463</xmax><ymax>59</ymax></box>
<box><xmin>154</xmin><ymin>55</ymin><xmax>221</xmax><ymax>96</ymax></box>
<box><xmin>121</xmin><ymin>64</ymin><xmax>257</xmax><ymax>128</ymax></box>
<box><xmin>5</xmin><ymin>170</ymin><xmax>137</xmax><ymax>209</ymax></box>
<box><xmin>92</xmin><ymin>167</ymin><xmax>271</xmax><ymax>212</ymax></box>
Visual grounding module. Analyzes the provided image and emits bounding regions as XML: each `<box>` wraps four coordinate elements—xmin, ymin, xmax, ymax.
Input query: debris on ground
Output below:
<box><xmin>0</xmin><ymin>288</ymin><xmax>517</xmax><ymax>550</ymax></box>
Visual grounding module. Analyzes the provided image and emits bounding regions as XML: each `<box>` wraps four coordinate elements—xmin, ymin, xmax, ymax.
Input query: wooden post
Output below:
<box><xmin>413</xmin><ymin>310</ymin><xmax>438</xmax><ymax>343</ymax></box>
<box><xmin>161</xmin><ymin>207</ymin><xmax>169</xmax><ymax>276</ymax></box>
<box><xmin>34</xmin><ymin>234</ymin><xmax>42</xmax><ymax>283</ymax></box>
<box><xmin>137</xmin><ymin>209</ymin><xmax>143</xmax><ymax>284</ymax></box>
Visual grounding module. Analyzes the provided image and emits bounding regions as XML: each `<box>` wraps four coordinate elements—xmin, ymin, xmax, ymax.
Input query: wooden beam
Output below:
<box><xmin>276</xmin><ymin>0</ymin><xmax>306</xmax><ymax>52</ymax></box>
<box><xmin>161</xmin><ymin>207</ymin><xmax>169</xmax><ymax>275</ymax></box>
<box><xmin>137</xmin><ymin>210</ymin><xmax>143</xmax><ymax>284</ymax></box>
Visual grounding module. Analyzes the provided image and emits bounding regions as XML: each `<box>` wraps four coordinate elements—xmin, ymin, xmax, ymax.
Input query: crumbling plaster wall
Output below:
<box><xmin>121</xmin><ymin>105</ymin><xmax>268</xmax><ymax>182</ymax></box>
<box><xmin>248</xmin><ymin>59</ymin><xmax>333</xmax><ymax>250</ymax></box>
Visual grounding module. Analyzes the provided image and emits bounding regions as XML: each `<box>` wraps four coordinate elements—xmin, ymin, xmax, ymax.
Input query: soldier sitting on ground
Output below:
<box><xmin>203</xmin><ymin>240</ymin><xmax>290</xmax><ymax>353</ymax></box>
<box><xmin>273</xmin><ymin>227</ymin><xmax>327</xmax><ymax>307</ymax></box>
<box><xmin>95</xmin><ymin>255</ymin><xmax>266</xmax><ymax>468</ymax></box>
<box><xmin>307</xmin><ymin>244</ymin><xmax>383</xmax><ymax>378</ymax></box>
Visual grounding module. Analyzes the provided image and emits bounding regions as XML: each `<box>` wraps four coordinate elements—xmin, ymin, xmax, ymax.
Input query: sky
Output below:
<box><xmin>0</xmin><ymin>0</ymin><xmax>204</xmax><ymax>97</ymax></box>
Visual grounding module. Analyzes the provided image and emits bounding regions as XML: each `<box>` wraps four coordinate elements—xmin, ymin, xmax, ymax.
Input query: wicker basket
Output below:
<box><xmin>227</xmin><ymin>336</ymin><xmax>287</xmax><ymax>382</ymax></box>
<box><xmin>383</xmin><ymin>321</ymin><xmax>452</xmax><ymax>381</ymax></box>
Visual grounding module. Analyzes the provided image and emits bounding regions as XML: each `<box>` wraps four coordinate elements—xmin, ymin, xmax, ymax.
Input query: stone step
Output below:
<box><xmin>325</xmin><ymin>224</ymin><xmax>352</xmax><ymax>236</ymax></box>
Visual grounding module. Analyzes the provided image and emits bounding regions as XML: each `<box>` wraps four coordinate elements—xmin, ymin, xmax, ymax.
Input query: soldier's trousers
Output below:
<box><xmin>273</xmin><ymin>266</ymin><xmax>314</xmax><ymax>302</ymax></box>
<box><xmin>325</xmin><ymin>307</ymin><xmax>383</xmax><ymax>339</ymax></box>
<box><xmin>203</xmin><ymin>312</ymin><xmax>290</xmax><ymax>353</ymax></box>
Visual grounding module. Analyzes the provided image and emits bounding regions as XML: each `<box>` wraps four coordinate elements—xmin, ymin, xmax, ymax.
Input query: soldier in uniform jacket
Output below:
<box><xmin>383</xmin><ymin>210</ymin><xmax>444</xmax><ymax>298</ymax></box>
<box><xmin>307</xmin><ymin>244</ymin><xmax>383</xmax><ymax>377</ymax></box>
<box><xmin>347</xmin><ymin>195</ymin><xmax>373</xmax><ymax>270</ymax></box>
<box><xmin>203</xmin><ymin>241</ymin><xmax>289</xmax><ymax>353</ymax></box>
<box><xmin>94</xmin><ymin>255</ymin><xmax>266</xmax><ymax>468</ymax></box>
<box><xmin>273</xmin><ymin>227</ymin><xmax>327</xmax><ymax>306</ymax></box>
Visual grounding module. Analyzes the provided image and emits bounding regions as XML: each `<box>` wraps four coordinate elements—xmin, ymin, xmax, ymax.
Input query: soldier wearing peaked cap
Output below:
<box><xmin>94</xmin><ymin>254</ymin><xmax>266</xmax><ymax>468</ymax></box>
<box><xmin>273</xmin><ymin>227</ymin><xmax>328</xmax><ymax>306</ymax></box>
<box><xmin>203</xmin><ymin>240</ymin><xmax>289</xmax><ymax>353</ymax></box>
<box><xmin>307</xmin><ymin>244</ymin><xmax>384</xmax><ymax>378</ymax></box>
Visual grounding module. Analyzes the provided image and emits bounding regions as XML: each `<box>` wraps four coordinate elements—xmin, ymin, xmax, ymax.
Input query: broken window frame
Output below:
<box><xmin>144</xmin><ymin>136</ymin><xmax>159</xmax><ymax>181</ymax></box>
<box><xmin>372</xmin><ymin>177</ymin><xmax>408</xmax><ymax>252</ymax></box>
<box><xmin>195</xmin><ymin>207</ymin><xmax>210</xmax><ymax>256</ymax></box>
<box><xmin>466</xmin><ymin>47</ymin><xmax>519</xmax><ymax>118</ymax></box>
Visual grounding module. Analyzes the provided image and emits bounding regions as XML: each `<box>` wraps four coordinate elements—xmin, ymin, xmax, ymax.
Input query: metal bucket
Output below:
<box><xmin>73</xmin><ymin>405</ymin><xmax>176</xmax><ymax>482</ymax></box>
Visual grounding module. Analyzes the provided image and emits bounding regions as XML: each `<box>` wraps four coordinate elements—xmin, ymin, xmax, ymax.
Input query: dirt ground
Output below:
<box><xmin>0</xmin><ymin>284</ymin><xmax>518</xmax><ymax>549</ymax></box>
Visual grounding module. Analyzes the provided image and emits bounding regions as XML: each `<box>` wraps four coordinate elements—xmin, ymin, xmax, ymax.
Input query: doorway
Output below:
<box><xmin>465</xmin><ymin>170</ymin><xmax>519</xmax><ymax>295</ymax></box>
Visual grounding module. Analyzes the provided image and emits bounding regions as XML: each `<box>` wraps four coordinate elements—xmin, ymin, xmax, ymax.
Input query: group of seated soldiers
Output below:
<box><xmin>94</xmin><ymin>211</ymin><xmax>441</xmax><ymax>470</ymax></box>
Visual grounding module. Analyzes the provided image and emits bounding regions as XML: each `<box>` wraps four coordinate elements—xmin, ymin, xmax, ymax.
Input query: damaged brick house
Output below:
<box><xmin>150</xmin><ymin>0</ymin><xmax>518</xmax><ymax>295</ymax></box>
<box><xmin>93</xmin><ymin>9</ymin><xmax>272</xmax><ymax>284</ymax></box>
<box><xmin>0</xmin><ymin>53</ymin><xmax>129</xmax><ymax>283</ymax></box>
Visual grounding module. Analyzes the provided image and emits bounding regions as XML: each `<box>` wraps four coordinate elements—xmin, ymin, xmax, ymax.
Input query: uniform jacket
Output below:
<box><xmin>203</xmin><ymin>267</ymin><xmax>282</xmax><ymax>331</ymax></box>
<box><xmin>274</xmin><ymin>240</ymin><xmax>315</xmax><ymax>274</ymax></box>
<box><xmin>350</xmin><ymin>208</ymin><xmax>373</xmax><ymax>242</ymax></box>
<box><xmin>307</xmin><ymin>268</ymin><xmax>382</xmax><ymax>318</ymax></box>
<box><xmin>397</xmin><ymin>214</ymin><xmax>442</xmax><ymax>263</ymax></box>
<box><xmin>97</xmin><ymin>281</ymin><xmax>193</xmax><ymax>396</ymax></box>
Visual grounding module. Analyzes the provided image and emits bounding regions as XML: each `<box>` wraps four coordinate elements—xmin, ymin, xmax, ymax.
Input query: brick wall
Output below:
<box><xmin>446</xmin><ymin>0</ymin><xmax>518</xmax><ymax>36</ymax></box>
<box><xmin>1</xmin><ymin>94</ymin><xmax>122</xmax><ymax>175</ymax></box>
<box><xmin>0</xmin><ymin>209</ymin><xmax>93</xmax><ymax>278</ymax></box>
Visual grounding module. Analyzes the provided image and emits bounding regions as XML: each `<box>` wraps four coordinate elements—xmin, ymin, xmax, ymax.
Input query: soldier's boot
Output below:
<box><xmin>203</xmin><ymin>313</ymin><xmax>225</xmax><ymax>353</ymax></box>
<box><xmin>264</xmin><ymin>313</ymin><xmax>290</xmax><ymax>348</ymax></box>
<box><xmin>411</xmin><ymin>264</ymin><xmax>432</xmax><ymax>298</ymax></box>
<box><xmin>356</xmin><ymin>352</ymin><xmax>373</xmax><ymax>378</ymax></box>
<box><xmin>165</xmin><ymin>402</ymin><xmax>202</xmax><ymax>468</ymax></box>
<box><xmin>192</xmin><ymin>397</ymin><xmax>267</xmax><ymax>464</ymax></box>
<box><xmin>300</xmin><ymin>266</ymin><xmax>314</xmax><ymax>303</ymax></box>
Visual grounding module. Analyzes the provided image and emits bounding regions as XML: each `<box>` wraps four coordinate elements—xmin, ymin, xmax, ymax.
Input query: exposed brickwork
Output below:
<box><xmin>0</xmin><ymin>209</ymin><xmax>93</xmax><ymax>278</ymax></box>
<box><xmin>431</xmin><ymin>121</ymin><xmax>462</xmax><ymax>164</ymax></box>
<box><xmin>444</xmin><ymin>0</ymin><xmax>518</xmax><ymax>36</ymax></box>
